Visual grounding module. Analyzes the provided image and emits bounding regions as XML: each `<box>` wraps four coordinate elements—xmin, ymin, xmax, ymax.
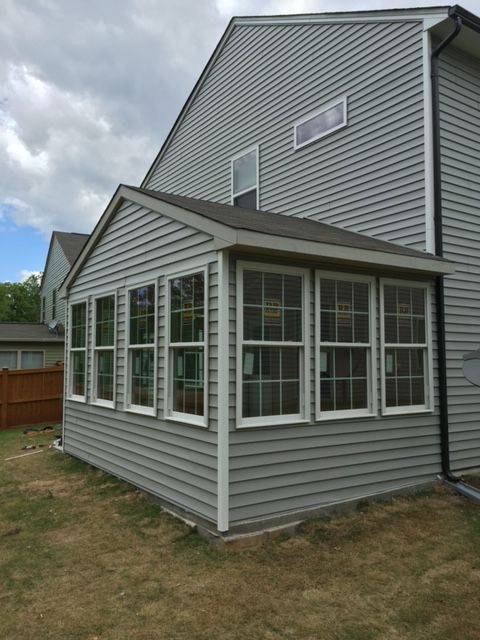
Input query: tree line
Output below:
<box><xmin>0</xmin><ymin>275</ymin><xmax>42</xmax><ymax>322</ymax></box>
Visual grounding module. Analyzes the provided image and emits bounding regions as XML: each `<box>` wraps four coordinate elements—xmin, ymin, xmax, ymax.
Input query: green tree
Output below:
<box><xmin>0</xmin><ymin>274</ymin><xmax>42</xmax><ymax>322</ymax></box>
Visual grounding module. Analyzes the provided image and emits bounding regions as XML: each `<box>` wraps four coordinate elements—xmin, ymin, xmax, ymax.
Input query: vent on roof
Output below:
<box><xmin>48</xmin><ymin>319</ymin><xmax>60</xmax><ymax>334</ymax></box>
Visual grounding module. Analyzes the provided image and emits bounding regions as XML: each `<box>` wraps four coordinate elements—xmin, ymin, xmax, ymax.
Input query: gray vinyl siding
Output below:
<box><xmin>145</xmin><ymin>20</ymin><xmax>427</xmax><ymax>251</ymax></box>
<box><xmin>64</xmin><ymin>200</ymin><xmax>219</xmax><ymax>524</ymax></box>
<box><xmin>228</xmin><ymin>253</ymin><xmax>440</xmax><ymax>526</ymax></box>
<box><xmin>0</xmin><ymin>342</ymin><xmax>64</xmax><ymax>368</ymax></box>
<box><xmin>41</xmin><ymin>237</ymin><xmax>71</xmax><ymax>326</ymax></box>
<box><xmin>439</xmin><ymin>45</ymin><xmax>480</xmax><ymax>472</ymax></box>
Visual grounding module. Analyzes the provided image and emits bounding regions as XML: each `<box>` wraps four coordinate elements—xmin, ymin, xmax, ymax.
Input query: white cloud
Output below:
<box><xmin>1</xmin><ymin>0</ymin><xmax>480</xmax><ymax>241</ymax></box>
<box><xmin>19</xmin><ymin>269</ymin><xmax>42</xmax><ymax>282</ymax></box>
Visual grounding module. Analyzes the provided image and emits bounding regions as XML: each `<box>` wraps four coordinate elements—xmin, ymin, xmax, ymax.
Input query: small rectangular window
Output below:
<box><xmin>381</xmin><ymin>281</ymin><xmax>431</xmax><ymax>414</ymax></box>
<box><xmin>93</xmin><ymin>294</ymin><xmax>115</xmax><ymax>405</ymax></box>
<box><xmin>294</xmin><ymin>97</ymin><xmax>347</xmax><ymax>149</ymax></box>
<box><xmin>20</xmin><ymin>352</ymin><xmax>44</xmax><ymax>369</ymax></box>
<box><xmin>127</xmin><ymin>284</ymin><xmax>156</xmax><ymax>412</ymax></box>
<box><xmin>0</xmin><ymin>351</ymin><xmax>18</xmax><ymax>369</ymax></box>
<box><xmin>168</xmin><ymin>271</ymin><xmax>207</xmax><ymax>424</ymax></box>
<box><xmin>316</xmin><ymin>273</ymin><xmax>375</xmax><ymax>419</ymax></box>
<box><xmin>69</xmin><ymin>301</ymin><xmax>87</xmax><ymax>400</ymax></box>
<box><xmin>232</xmin><ymin>147</ymin><xmax>258</xmax><ymax>208</ymax></box>
<box><xmin>52</xmin><ymin>289</ymin><xmax>57</xmax><ymax>319</ymax></box>
<box><xmin>238</xmin><ymin>263</ymin><xmax>308</xmax><ymax>427</ymax></box>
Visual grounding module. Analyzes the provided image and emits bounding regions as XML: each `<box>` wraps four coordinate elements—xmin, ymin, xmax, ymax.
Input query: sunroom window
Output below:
<box><xmin>316</xmin><ymin>274</ymin><xmax>375</xmax><ymax>418</ymax></box>
<box><xmin>232</xmin><ymin>147</ymin><xmax>258</xmax><ymax>208</ymax></box>
<box><xmin>69</xmin><ymin>301</ymin><xmax>87</xmax><ymax>400</ymax></box>
<box><xmin>127</xmin><ymin>284</ymin><xmax>156</xmax><ymax>412</ymax></box>
<box><xmin>381</xmin><ymin>282</ymin><xmax>431</xmax><ymax>413</ymax></box>
<box><xmin>168</xmin><ymin>271</ymin><xmax>206</xmax><ymax>424</ymax></box>
<box><xmin>294</xmin><ymin>97</ymin><xmax>347</xmax><ymax>149</ymax></box>
<box><xmin>93</xmin><ymin>294</ymin><xmax>115</xmax><ymax>405</ymax></box>
<box><xmin>239</xmin><ymin>264</ymin><xmax>307</xmax><ymax>426</ymax></box>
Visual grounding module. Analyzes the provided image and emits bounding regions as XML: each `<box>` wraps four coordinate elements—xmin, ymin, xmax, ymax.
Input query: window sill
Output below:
<box><xmin>165</xmin><ymin>415</ymin><xmax>208</xmax><ymax>429</ymax></box>
<box><xmin>315</xmin><ymin>411</ymin><xmax>377</xmax><ymax>422</ymax></box>
<box><xmin>237</xmin><ymin>417</ymin><xmax>310</xmax><ymax>429</ymax></box>
<box><xmin>91</xmin><ymin>399</ymin><xmax>115</xmax><ymax>409</ymax></box>
<box><xmin>381</xmin><ymin>407</ymin><xmax>433</xmax><ymax>417</ymax></box>
<box><xmin>125</xmin><ymin>405</ymin><xmax>156</xmax><ymax>417</ymax></box>
<box><xmin>67</xmin><ymin>395</ymin><xmax>87</xmax><ymax>403</ymax></box>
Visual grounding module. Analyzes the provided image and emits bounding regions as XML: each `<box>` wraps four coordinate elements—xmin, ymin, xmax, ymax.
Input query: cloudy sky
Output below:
<box><xmin>1</xmin><ymin>0</ymin><xmax>479</xmax><ymax>281</ymax></box>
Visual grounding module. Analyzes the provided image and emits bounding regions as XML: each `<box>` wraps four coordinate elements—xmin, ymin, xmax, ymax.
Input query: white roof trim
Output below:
<box><xmin>60</xmin><ymin>186</ymin><xmax>454</xmax><ymax>297</ymax></box>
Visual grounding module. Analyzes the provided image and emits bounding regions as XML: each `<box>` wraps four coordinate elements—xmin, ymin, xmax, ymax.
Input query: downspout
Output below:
<box><xmin>430</xmin><ymin>12</ymin><xmax>462</xmax><ymax>482</ymax></box>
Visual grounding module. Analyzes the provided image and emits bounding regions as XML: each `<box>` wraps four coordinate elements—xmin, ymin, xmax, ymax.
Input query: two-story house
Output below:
<box><xmin>59</xmin><ymin>6</ymin><xmax>480</xmax><ymax>539</ymax></box>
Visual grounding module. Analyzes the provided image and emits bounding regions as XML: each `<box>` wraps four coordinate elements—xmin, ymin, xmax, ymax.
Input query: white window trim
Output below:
<box><xmin>315</xmin><ymin>270</ymin><xmax>377</xmax><ymax>421</ymax></box>
<box><xmin>236</xmin><ymin>260</ymin><xmax>310</xmax><ymax>429</ymax></box>
<box><xmin>125</xmin><ymin>281</ymin><xmax>157</xmax><ymax>416</ymax></box>
<box><xmin>294</xmin><ymin>96</ymin><xmax>348</xmax><ymax>150</ymax></box>
<box><xmin>379</xmin><ymin>278</ymin><xmax>433</xmax><ymax>416</ymax></box>
<box><xmin>230</xmin><ymin>145</ymin><xmax>259</xmax><ymax>208</ymax></box>
<box><xmin>91</xmin><ymin>292</ymin><xmax>116</xmax><ymax>409</ymax></box>
<box><xmin>164</xmin><ymin>267</ymin><xmax>208</xmax><ymax>428</ymax></box>
<box><xmin>68</xmin><ymin>299</ymin><xmax>88</xmax><ymax>403</ymax></box>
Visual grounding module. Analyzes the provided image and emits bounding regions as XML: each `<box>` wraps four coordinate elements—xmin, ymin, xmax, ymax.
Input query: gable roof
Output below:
<box><xmin>140</xmin><ymin>5</ymin><xmax>457</xmax><ymax>189</ymax></box>
<box><xmin>60</xmin><ymin>185</ymin><xmax>453</xmax><ymax>295</ymax></box>
<box><xmin>53</xmin><ymin>231</ymin><xmax>89</xmax><ymax>266</ymax></box>
<box><xmin>0</xmin><ymin>323</ymin><xmax>64</xmax><ymax>343</ymax></box>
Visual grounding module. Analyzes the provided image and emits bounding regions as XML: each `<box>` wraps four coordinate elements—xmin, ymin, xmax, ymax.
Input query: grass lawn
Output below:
<box><xmin>1</xmin><ymin>427</ymin><xmax>480</xmax><ymax>640</ymax></box>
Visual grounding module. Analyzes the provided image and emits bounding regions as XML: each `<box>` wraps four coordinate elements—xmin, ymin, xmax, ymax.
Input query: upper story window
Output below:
<box><xmin>93</xmin><ymin>294</ymin><xmax>115</xmax><ymax>406</ymax></box>
<box><xmin>127</xmin><ymin>284</ymin><xmax>156</xmax><ymax>413</ymax></box>
<box><xmin>316</xmin><ymin>273</ymin><xmax>376</xmax><ymax>419</ymax></box>
<box><xmin>237</xmin><ymin>262</ymin><xmax>308</xmax><ymax>427</ymax></box>
<box><xmin>52</xmin><ymin>289</ymin><xmax>57</xmax><ymax>319</ymax></box>
<box><xmin>69</xmin><ymin>301</ymin><xmax>87</xmax><ymax>400</ymax></box>
<box><xmin>294</xmin><ymin>97</ymin><xmax>347</xmax><ymax>149</ymax></box>
<box><xmin>168</xmin><ymin>270</ymin><xmax>207</xmax><ymax>425</ymax></box>
<box><xmin>231</xmin><ymin>147</ymin><xmax>258</xmax><ymax>209</ymax></box>
<box><xmin>380</xmin><ymin>281</ymin><xmax>432</xmax><ymax>414</ymax></box>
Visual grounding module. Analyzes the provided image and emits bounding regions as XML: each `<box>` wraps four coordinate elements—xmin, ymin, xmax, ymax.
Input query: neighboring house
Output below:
<box><xmin>40</xmin><ymin>231</ymin><xmax>89</xmax><ymax>328</ymax></box>
<box><xmin>0</xmin><ymin>231</ymin><xmax>89</xmax><ymax>371</ymax></box>
<box><xmin>0</xmin><ymin>323</ymin><xmax>64</xmax><ymax>369</ymax></box>
<box><xmin>60</xmin><ymin>6</ymin><xmax>480</xmax><ymax>538</ymax></box>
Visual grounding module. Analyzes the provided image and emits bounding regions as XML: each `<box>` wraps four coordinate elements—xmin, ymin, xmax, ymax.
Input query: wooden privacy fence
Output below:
<box><xmin>0</xmin><ymin>365</ymin><xmax>64</xmax><ymax>430</ymax></box>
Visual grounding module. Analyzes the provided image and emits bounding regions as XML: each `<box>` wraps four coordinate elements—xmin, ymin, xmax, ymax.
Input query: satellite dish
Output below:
<box><xmin>48</xmin><ymin>319</ymin><xmax>60</xmax><ymax>334</ymax></box>
<box><xmin>463</xmin><ymin>349</ymin><xmax>480</xmax><ymax>387</ymax></box>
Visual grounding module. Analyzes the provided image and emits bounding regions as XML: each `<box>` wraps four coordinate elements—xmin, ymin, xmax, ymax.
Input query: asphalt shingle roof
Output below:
<box><xmin>0</xmin><ymin>323</ymin><xmax>64</xmax><ymax>343</ymax></box>
<box><xmin>127</xmin><ymin>186</ymin><xmax>446</xmax><ymax>264</ymax></box>
<box><xmin>54</xmin><ymin>231</ymin><xmax>89</xmax><ymax>266</ymax></box>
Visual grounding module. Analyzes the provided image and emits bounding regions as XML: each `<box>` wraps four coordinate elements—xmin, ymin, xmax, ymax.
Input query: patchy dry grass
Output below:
<box><xmin>1</xmin><ymin>427</ymin><xmax>480</xmax><ymax>640</ymax></box>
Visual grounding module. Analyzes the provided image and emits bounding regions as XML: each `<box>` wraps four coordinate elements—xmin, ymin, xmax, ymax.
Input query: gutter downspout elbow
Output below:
<box><xmin>430</xmin><ymin>15</ymin><xmax>462</xmax><ymax>483</ymax></box>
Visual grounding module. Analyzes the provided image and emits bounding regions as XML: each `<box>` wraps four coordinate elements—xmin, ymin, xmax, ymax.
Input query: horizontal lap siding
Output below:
<box><xmin>41</xmin><ymin>238</ymin><xmax>71</xmax><ymax>325</ymax></box>
<box><xmin>145</xmin><ymin>20</ymin><xmax>426</xmax><ymax>251</ymax></box>
<box><xmin>64</xmin><ymin>200</ymin><xmax>219</xmax><ymax>524</ymax></box>
<box><xmin>228</xmin><ymin>253</ymin><xmax>440</xmax><ymax>526</ymax></box>
<box><xmin>440</xmin><ymin>47</ymin><xmax>480</xmax><ymax>471</ymax></box>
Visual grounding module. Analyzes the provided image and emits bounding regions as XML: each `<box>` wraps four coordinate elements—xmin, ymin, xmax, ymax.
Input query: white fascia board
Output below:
<box><xmin>122</xmin><ymin>188</ymin><xmax>237</xmax><ymax>245</ymax></box>
<box><xmin>59</xmin><ymin>185</ymin><xmax>237</xmax><ymax>297</ymax></box>
<box><xmin>234</xmin><ymin>230</ymin><xmax>455</xmax><ymax>276</ymax></box>
<box><xmin>233</xmin><ymin>9</ymin><xmax>450</xmax><ymax>27</ymax></box>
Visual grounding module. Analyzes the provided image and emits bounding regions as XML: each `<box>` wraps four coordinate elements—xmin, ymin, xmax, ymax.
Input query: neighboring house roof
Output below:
<box><xmin>140</xmin><ymin>5</ymin><xmax>477</xmax><ymax>189</ymax></box>
<box><xmin>60</xmin><ymin>185</ymin><xmax>454</xmax><ymax>295</ymax></box>
<box><xmin>0</xmin><ymin>323</ymin><xmax>64</xmax><ymax>343</ymax></box>
<box><xmin>54</xmin><ymin>231</ymin><xmax>90</xmax><ymax>267</ymax></box>
<box><xmin>40</xmin><ymin>231</ymin><xmax>89</xmax><ymax>291</ymax></box>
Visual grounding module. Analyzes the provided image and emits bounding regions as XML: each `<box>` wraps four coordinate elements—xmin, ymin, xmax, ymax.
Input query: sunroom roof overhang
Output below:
<box><xmin>217</xmin><ymin>232</ymin><xmax>454</xmax><ymax>276</ymax></box>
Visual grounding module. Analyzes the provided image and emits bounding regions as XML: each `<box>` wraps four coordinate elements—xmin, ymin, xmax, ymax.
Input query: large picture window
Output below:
<box><xmin>316</xmin><ymin>273</ymin><xmax>375</xmax><ymax>419</ymax></box>
<box><xmin>231</xmin><ymin>147</ymin><xmax>258</xmax><ymax>208</ymax></box>
<box><xmin>238</xmin><ymin>263</ymin><xmax>308</xmax><ymax>427</ymax></box>
<box><xmin>127</xmin><ymin>284</ymin><xmax>156</xmax><ymax>412</ymax></box>
<box><xmin>69</xmin><ymin>301</ymin><xmax>87</xmax><ymax>400</ymax></box>
<box><xmin>93</xmin><ymin>294</ymin><xmax>115</xmax><ymax>405</ymax></box>
<box><xmin>381</xmin><ymin>281</ymin><xmax>432</xmax><ymax>414</ymax></box>
<box><xmin>168</xmin><ymin>270</ymin><xmax>206</xmax><ymax>424</ymax></box>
